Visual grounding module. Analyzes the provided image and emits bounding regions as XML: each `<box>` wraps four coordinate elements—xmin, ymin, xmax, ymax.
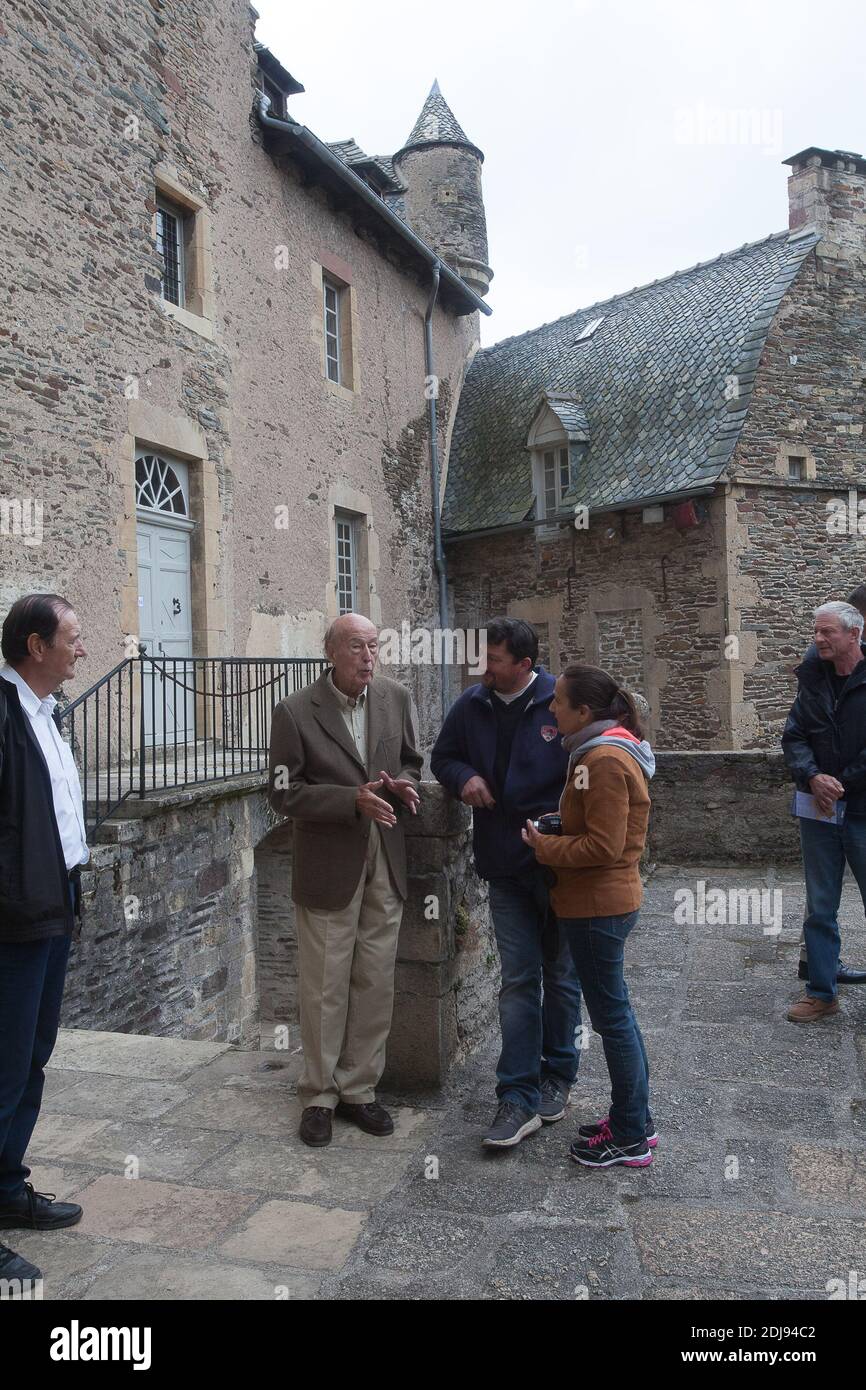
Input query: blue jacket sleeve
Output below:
<box><xmin>430</xmin><ymin>697</ymin><xmax>478</xmax><ymax>797</ymax></box>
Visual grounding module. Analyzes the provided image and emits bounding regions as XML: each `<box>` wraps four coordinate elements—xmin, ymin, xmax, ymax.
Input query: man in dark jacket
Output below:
<box><xmin>0</xmin><ymin>594</ymin><xmax>89</xmax><ymax>1287</ymax></box>
<box><xmin>432</xmin><ymin>618</ymin><xmax>581</xmax><ymax>1147</ymax></box>
<box><xmin>790</xmin><ymin>585</ymin><xmax>866</xmax><ymax>987</ymax></box>
<box><xmin>782</xmin><ymin>601</ymin><xmax>866</xmax><ymax>1021</ymax></box>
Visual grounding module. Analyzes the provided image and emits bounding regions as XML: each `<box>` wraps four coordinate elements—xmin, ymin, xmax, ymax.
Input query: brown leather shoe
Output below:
<box><xmin>335</xmin><ymin>1100</ymin><xmax>394</xmax><ymax>1136</ymax></box>
<box><xmin>787</xmin><ymin>994</ymin><xmax>839</xmax><ymax>1023</ymax></box>
<box><xmin>299</xmin><ymin>1106</ymin><xmax>333</xmax><ymax>1146</ymax></box>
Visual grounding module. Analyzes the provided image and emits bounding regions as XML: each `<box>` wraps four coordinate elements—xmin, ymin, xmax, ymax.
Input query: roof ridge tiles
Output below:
<box><xmin>483</xmin><ymin>228</ymin><xmax>801</xmax><ymax>354</ymax></box>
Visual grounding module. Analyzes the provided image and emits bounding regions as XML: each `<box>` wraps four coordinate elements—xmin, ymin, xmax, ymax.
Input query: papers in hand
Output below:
<box><xmin>791</xmin><ymin>790</ymin><xmax>846</xmax><ymax>825</ymax></box>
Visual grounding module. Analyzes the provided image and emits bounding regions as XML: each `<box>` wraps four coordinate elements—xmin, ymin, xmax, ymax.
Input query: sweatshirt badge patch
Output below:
<box><xmin>540</xmin><ymin>725</ymin><xmax>558</xmax><ymax>742</ymax></box>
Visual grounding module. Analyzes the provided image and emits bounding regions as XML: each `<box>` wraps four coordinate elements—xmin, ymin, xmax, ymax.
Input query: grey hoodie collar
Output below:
<box><xmin>563</xmin><ymin>719</ymin><xmax>656</xmax><ymax>780</ymax></box>
<box><xmin>563</xmin><ymin>719</ymin><xmax>618</xmax><ymax>751</ymax></box>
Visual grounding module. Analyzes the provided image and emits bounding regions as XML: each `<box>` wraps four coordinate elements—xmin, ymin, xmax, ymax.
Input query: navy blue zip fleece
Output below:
<box><xmin>431</xmin><ymin>667</ymin><xmax>570</xmax><ymax>879</ymax></box>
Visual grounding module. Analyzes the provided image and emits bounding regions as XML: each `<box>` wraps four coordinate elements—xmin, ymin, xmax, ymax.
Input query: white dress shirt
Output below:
<box><xmin>1</xmin><ymin>664</ymin><xmax>89</xmax><ymax>869</ymax></box>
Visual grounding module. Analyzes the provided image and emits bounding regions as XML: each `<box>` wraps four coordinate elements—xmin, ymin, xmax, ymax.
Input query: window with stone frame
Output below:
<box><xmin>540</xmin><ymin>446</ymin><xmax>571</xmax><ymax>516</ymax></box>
<box><xmin>323</xmin><ymin>277</ymin><xmax>342</xmax><ymax>384</ymax></box>
<box><xmin>151</xmin><ymin>170</ymin><xmax>214</xmax><ymax>335</ymax></box>
<box><xmin>788</xmin><ymin>455</ymin><xmax>806</xmax><ymax>481</ymax></box>
<box><xmin>156</xmin><ymin>197</ymin><xmax>186</xmax><ymax>307</ymax></box>
<box><xmin>320</xmin><ymin>268</ymin><xmax>356</xmax><ymax>391</ymax></box>
<box><xmin>335</xmin><ymin>510</ymin><xmax>358</xmax><ymax>614</ymax></box>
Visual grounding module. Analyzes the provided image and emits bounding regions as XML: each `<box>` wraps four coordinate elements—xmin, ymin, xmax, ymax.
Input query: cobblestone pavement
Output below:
<box><xmin>14</xmin><ymin>864</ymin><xmax>866</xmax><ymax>1300</ymax></box>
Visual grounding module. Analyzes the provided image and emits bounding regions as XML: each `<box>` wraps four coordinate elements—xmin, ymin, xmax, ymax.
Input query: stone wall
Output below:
<box><xmin>446</xmin><ymin>495</ymin><xmax>728</xmax><ymax>750</ymax></box>
<box><xmin>62</xmin><ymin>777</ymin><xmax>269</xmax><ymax>1045</ymax></box>
<box><xmin>254</xmin><ymin>783</ymin><xmax>498</xmax><ymax>1087</ymax></box>
<box><xmin>62</xmin><ymin>777</ymin><xmax>498</xmax><ymax>1088</ymax></box>
<box><xmin>648</xmin><ymin>751</ymin><xmax>800</xmax><ymax>863</ymax></box>
<box><xmin>725</xmin><ymin>245</ymin><xmax>866</xmax><ymax>747</ymax></box>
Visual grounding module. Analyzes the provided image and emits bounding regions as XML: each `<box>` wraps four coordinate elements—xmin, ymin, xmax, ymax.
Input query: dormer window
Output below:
<box><xmin>527</xmin><ymin>393</ymin><xmax>589</xmax><ymax>522</ymax></box>
<box><xmin>543</xmin><ymin>447</ymin><xmax>571</xmax><ymax>515</ymax></box>
<box><xmin>259</xmin><ymin>75</ymin><xmax>287</xmax><ymax>120</ymax></box>
<box><xmin>253</xmin><ymin>42</ymin><xmax>304</xmax><ymax>122</ymax></box>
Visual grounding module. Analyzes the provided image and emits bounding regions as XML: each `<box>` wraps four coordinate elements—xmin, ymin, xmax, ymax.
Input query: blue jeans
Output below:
<box><xmin>560</xmin><ymin>910</ymin><xmax>650</xmax><ymax>1146</ymax></box>
<box><xmin>800</xmin><ymin>814</ymin><xmax>866</xmax><ymax>1002</ymax></box>
<box><xmin>0</xmin><ymin>889</ymin><xmax>73</xmax><ymax>1201</ymax></box>
<box><xmin>487</xmin><ymin>866</ymin><xmax>582</xmax><ymax>1112</ymax></box>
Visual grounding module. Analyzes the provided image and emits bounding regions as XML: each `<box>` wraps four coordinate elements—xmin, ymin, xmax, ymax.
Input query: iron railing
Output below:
<box><xmin>56</xmin><ymin>653</ymin><xmax>328</xmax><ymax>832</ymax></box>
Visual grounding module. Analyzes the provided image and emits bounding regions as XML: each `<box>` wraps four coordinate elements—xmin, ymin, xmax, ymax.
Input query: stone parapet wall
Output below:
<box><xmin>60</xmin><ymin>755</ymin><xmax>802</xmax><ymax>1090</ymax></box>
<box><xmin>62</xmin><ymin>777</ymin><xmax>269</xmax><ymax>1046</ymax></box>
<box><xmin>648</xmin><ymin>751</ymin><xmax>800</xmax><ymax>863</ymax></box>
<box><xmin>62</xmin><ymin>777</ymin><xmax>497</xmax><ymax>1089</ymax></box>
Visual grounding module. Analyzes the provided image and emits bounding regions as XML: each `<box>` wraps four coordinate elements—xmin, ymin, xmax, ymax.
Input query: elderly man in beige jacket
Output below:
<box><xmin>268</xmin><ymin>614</ymin><xmax>422</xmax><ymax>1147</ymax></box>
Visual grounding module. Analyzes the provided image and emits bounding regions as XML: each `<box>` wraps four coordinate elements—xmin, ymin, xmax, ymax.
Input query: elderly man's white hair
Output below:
<box><xmin>323</xmin><ymin>613</ymin><xmax>377</xmax><ymax>655</ymax></box>
<box><xmin>814</xmin><ymin>600</ymin><xmax>865</xmax><ymax>633</ymax></box>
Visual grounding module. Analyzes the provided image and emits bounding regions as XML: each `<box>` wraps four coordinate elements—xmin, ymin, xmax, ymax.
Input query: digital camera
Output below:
<box><xmin>531</xmin><ymin>813</ymin><xmax>562</xmax><ymax>835</ymax></box>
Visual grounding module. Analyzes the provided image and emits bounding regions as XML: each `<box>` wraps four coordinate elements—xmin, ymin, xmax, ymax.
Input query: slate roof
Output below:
<box><xmin>533</xmin><ymin>393</ymin><xmax>590</xmax><ymax>441</ymax></box>
<box><xmin>327</xmin><ymin>139</ymin><xmax>402</xmax><ymax>194</ymax></box>
<box><xmin>443</xmin><ymin>228</ymin><xmax>820</xmax><ymax>533</ymax></box>
<box><xmin>253</xmin><ymin>43</ymin><xmax>304</xmax><ymax>96</ymax></box>
<box><xmin>397</xmin><ymin>80</ymin><xmax>483</xmax><ymax>158</ymax></box>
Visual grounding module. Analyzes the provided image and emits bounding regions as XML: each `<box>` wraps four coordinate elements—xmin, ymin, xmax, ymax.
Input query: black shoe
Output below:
<box><xmin>569</xmin><ymin>1132</ymin><xmax>653</xmax><ymax>1168</ymax></box>
<box><xmin>0</xmin><ymin>1183</ymin><xmax>82</xmax><ymax>1231</ymax></box>
<box><xmin>299</xmin><ymin>1106</ymin><xmax>333</xmax><ymax>1147</ymax></box>
<box><xmin>798</xmin><ymin>960</ymin><xmax>866</xmax><ymax>984</ymax></box>
<box><xmin>335</xmin><ymin>1101</ymin><xmax>394</xmax><ymax>1136</ymax></box>
<box><xmin>538</xmin><ymin>1077</ymin><xmax>570</xmax><ymax>1124</ymax></box>
<box><xmin>577</xmin><ymin>1113</ymin><xmax>658</xmax><ymax>1148</ymax></box>
<box><xmin>482</xmin><ymin>1101</ymin><xmax>542</xmax><ymax>1148</ymax></box>
<box><xmin>0</xmin><ymin>1242</ymin><xmax>42</xmax><ymax>1286</ymax></box>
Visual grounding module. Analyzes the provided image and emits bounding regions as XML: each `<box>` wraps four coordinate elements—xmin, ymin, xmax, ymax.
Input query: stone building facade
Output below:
<box><xmin>0</xmin><ymin>1</ymin><xmax>496</xmax><ymax>1067</ymax></box>
<box><xmin>0</xmin><ymin>1</ymin><xmax>489</xmax><ymax>734</ymax></box>
<box><xmin>444</xmin><ymin>149</ymin><xmax>866</xmax><ymax>750</ymax></box>
<box><xmin>3</xmin><ymin>2</ymin><xmax>865</xmax><ymax>1068</ymax></box>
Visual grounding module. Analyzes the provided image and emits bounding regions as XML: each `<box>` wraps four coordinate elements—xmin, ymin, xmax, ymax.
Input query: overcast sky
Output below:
<box><xmin>254</xmin><ymin>0</ymin><xmax>865</xmax><ymax>346</ymax></box>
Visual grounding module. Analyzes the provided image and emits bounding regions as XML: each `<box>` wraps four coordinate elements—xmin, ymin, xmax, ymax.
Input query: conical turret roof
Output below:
<box><xmin>398</xmin><ymin>80</ymin><xmax>483</xmax><ymax>159</ymax></box>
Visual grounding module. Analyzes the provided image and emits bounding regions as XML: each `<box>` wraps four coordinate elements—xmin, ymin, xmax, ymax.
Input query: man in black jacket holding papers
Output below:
<box><xmin>782</xmin><ymin>601</ymin><xmax>866</xmax><ymax>1021</ymax></box>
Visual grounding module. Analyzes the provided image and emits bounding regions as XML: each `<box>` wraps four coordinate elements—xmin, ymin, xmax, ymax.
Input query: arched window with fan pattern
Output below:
<box><xmin>135</xmin><ymin>454</ymin><xmax>189</xmax><ymax>517</ymax></box>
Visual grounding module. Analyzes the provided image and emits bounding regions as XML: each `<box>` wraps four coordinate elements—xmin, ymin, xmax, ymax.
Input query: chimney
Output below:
<box><xmin>782</xmin><ymin>147</ymin><xmax>866</xmax><ymax>260</ymax></box>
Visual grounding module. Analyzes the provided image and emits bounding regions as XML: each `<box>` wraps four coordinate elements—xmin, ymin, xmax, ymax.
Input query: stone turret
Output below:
<box><xmin>392</xmin><ymin>81</ymin><xmax>493</xmax><ymax>297</ymax></box>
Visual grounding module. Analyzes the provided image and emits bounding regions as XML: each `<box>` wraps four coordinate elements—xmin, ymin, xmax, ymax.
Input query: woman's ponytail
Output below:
<box><xmin>609</xmin><ymin>686</ymin><xmax>643</xmax><ymax>737</ymax></box>
<box><xmin>561</xmin><ymin>664</ymin><xmax>645</xmax><ymax>739</ymax></box>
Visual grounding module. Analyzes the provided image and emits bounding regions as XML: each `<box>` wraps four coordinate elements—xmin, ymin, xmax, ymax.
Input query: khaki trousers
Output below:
<box><xmin>295</xmin><ymin>824</ymin><xmax>404</xmax><ymax>1109</ymax></box>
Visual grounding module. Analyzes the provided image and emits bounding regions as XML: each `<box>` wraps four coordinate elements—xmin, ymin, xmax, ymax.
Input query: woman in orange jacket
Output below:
<box><xmin>522</xmin><ymin>663</ymin><xmax>656</xmax><ymax>1169</ymax></box>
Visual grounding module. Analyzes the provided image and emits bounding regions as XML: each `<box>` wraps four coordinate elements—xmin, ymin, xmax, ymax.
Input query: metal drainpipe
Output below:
<box><xmin>424</xmin><ymin>260</ymin><xmax>449</xmax><ymax>721</ymax></box>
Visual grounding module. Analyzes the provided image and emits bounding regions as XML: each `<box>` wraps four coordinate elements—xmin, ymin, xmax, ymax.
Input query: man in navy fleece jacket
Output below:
<box><xmin>431</xmin><ymin>618</ymin><xmax>582</xmax><ymax>1148</ymax></box>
